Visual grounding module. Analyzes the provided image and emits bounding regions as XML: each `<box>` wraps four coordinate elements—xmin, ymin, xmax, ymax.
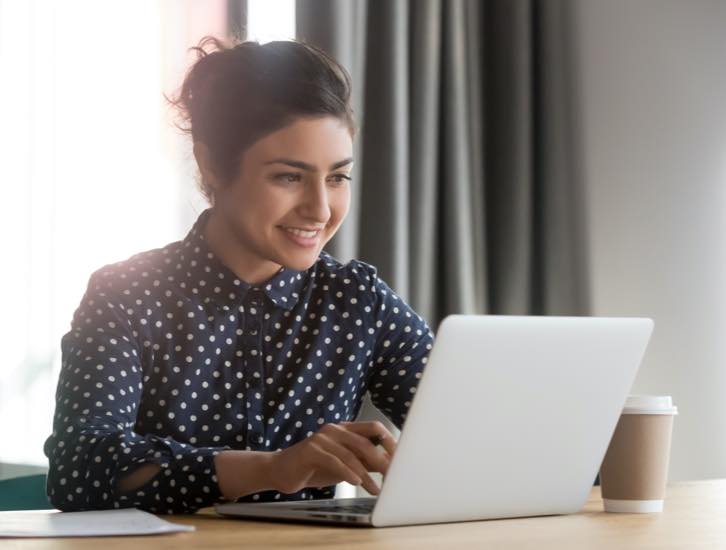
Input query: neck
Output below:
<box><xmin>203</xmin><ymin>208</ymin><xmax>282</xmax><ymax>286</ymax></box>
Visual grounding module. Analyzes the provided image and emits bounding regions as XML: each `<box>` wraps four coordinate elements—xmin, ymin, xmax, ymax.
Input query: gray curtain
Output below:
<box><xmin>296</xmin><ymin>0</ymin><xmax>591</xmax><ymax>329</ymax></box>
<box><xmin>227</xmin><ymin>0</ymin><xmax>248</xmax><ymax>41</ymax></box>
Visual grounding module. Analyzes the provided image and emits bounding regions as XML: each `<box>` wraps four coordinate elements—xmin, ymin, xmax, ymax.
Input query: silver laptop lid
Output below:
<box><xmin>371</xmin><ymin>315</ymin><xmax>652</xmax><ymax>527</ymax></box>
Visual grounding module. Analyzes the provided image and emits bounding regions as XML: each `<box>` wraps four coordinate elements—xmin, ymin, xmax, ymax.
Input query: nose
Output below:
<box><xmin>299</xmin><ymin>177</ymin><xmax>331</xmax><ymax>224</ymax></box>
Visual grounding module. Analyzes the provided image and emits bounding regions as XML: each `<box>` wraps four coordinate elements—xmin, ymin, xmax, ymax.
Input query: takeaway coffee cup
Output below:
<box><xmin>599</xmin><ymin>395</ymin><xmax>678</xmax><ymax>513</ymax></box>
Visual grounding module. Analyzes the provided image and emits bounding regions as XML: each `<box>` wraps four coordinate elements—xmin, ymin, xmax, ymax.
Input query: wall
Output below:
<box><xmin>575</xmin><ymin>0</ymin><xmax>726</xmax><ymax>480</ymax></box>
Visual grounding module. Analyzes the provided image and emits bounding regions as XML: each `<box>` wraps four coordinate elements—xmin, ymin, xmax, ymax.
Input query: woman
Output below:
<box><xmin>44</xmin><ymin>37</ymin><xmax>434</xmax><ymax>514</ymax></box>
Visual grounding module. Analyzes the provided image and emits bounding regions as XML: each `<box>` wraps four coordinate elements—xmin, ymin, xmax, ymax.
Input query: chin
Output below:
<box><xmin>273</xmin><ymin>248</ymin><xmax>321</xmax><ymax>271</ymax></box>
<box><xmin>285</xmin><ymin>254</ymin><xmax>320</xmax><ymax>271</ymax></box>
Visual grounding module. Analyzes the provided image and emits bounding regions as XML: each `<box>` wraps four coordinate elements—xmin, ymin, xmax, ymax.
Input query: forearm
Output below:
<box><xmin>214</xmin><ymin>450</ymin><xmax>277</xmax><ymax>500</ymax></box>
<box><xmin>118</xmin><ymin>463</ymin><xmax>162</xmax><ymax>493</ymax></box>
<box><xmin>117</xmin><ymin>450</ymin><xmax>276</xmax><ymax>501</ymax></box>
<box><xmin>46</xmin><ymin>425</ymin><xmax>229</xmax><ymax>512</ymax></box>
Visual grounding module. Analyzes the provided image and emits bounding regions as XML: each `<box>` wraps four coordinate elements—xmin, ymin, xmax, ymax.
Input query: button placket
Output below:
<box><xmin>242</xmin><ymin>288</ymin><xmax>266</xmax><ymax>448</ymax></box>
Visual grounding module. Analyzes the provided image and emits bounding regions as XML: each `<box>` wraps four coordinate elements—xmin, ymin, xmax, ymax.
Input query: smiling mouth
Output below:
<box><xmin>279</xmin><ymin>225</ymin><xmax>323</xmax><ymax>238</ymax></box>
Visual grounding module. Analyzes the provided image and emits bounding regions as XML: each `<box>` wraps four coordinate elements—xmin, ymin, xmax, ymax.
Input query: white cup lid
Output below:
<box><xmin>622</xmin><ymin>395</ymin><xmax>678</xmax><ymax>415</ymax></box>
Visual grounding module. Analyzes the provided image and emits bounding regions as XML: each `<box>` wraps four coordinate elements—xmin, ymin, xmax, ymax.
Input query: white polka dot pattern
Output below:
<box><xmin>43</xmin><ymin>208</ymin><xmax>435</xmax><ymax>513</ymax></box>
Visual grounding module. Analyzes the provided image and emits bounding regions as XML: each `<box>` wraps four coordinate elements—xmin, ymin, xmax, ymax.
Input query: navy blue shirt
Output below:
<box><xmin>44</xmin><ymin>208</ymin><xmax>435</xmax><ymax>513</ymax></box>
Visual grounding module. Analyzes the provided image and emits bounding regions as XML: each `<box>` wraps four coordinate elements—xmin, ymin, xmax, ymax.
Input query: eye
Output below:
<box><xmin>328</xmin><ymin>173</ymin><xmax>352</xmax><ymax>185</ymax></box>
<box><xmin>273</xmin><ymin>172</ymin><xmax>302</xmax><ymax>183</ymax></box>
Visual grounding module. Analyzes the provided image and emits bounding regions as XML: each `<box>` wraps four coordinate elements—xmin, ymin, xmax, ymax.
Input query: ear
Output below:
<box><xmin>192</xmin><ymin>141</ymin><xmax>222</xmax><ymax>195</ymax></box>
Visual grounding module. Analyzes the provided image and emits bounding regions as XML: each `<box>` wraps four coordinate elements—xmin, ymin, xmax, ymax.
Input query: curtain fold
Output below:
<box><xmin>409</xmin><ymin>0</ymin><xmax>443</xmax><ymax>320</ymax></box>
<box><xmin>296</xmin><ymin>0</ymin><xmax>590</xmax><ymax>327</ymax></box>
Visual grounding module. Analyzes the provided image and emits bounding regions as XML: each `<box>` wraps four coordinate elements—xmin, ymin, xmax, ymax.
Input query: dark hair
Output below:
<box><xmin>168</xmin><ymin>36</ymin><xmax>356</xmax><ymax>204</ymax></box>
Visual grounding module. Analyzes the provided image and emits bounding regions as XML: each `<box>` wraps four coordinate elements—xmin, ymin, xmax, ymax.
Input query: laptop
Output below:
<box><xmin>215</xmin><ymin>314</ymin><xmax>653</xmax><ymax>527</ymax></box>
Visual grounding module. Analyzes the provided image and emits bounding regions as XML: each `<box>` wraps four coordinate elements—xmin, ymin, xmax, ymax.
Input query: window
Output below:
<box><xmin>0</xmin><ymin>0</ymin><xmax>229</xmax><ymax>466</ymax></box>
<box><xmin>247</xmin><ymin>0</ymin><xmax>295</xmax><ymax>43</ymax></box>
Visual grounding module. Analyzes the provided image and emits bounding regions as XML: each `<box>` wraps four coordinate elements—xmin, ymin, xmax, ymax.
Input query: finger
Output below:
<box><xmin>360</xmin><ymin>473</ymin><xmax>380</xmax><ymax>496</ymax></box>
<box><xmin>339</xmin><ymin>421</ymin><xmax>398</xmax><ymax>457</ymax></box>
<box><xmin>339</xmin><ymin>420</ymin><xmax>397</xmax><ymax>453</ymax></box>
<box><xmin>316</xmin><ymin>434</ymin><xmax>381</xmax><ymax>496</ymax></box>
<box><xmin>323</xmin><ymin>423</ymin><xmax>392</xmax><ymax>475</ymax></box>
<box><xmin>315</xmin><ymin>434</ymin><xmax>381</xmax><ymax>495</ymax></box>
<box><xmin>309</xmin><ymin>440</ymin><xmax>363</xmax><ymax>487</ymax></box>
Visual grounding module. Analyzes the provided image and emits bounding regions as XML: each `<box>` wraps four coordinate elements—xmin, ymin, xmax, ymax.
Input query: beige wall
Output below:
<box><xmin>575</xmin><ymin>0</ymin><xmax>726</xmax><ymax>480</ymax></box>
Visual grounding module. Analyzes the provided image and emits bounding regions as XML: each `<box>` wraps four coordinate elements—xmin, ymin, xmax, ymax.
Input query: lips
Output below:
<box><xmin>278</xmin><ymin>225</ymin><xmax>323</xmax><ymax>248</ymax></box>
<box><xmin>281</xmin><ymin>226</ymin><xmax>320</xmax><ymax>238</ymax></box>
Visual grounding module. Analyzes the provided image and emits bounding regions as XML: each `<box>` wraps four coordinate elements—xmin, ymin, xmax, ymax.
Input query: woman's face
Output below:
<box><xmin>209</xmin><ymin>116</ymin><xmax>353</xmax><ymax>273</ymax></box>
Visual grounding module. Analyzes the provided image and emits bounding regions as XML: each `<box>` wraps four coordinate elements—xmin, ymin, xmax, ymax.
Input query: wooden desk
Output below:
<box><xmin>7</xmin><ymin>480</ymin><xmax>724</xmax><ymax>549</ymax></box>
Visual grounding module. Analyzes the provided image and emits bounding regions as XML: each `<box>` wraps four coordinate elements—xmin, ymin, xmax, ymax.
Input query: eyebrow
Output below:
<box><xmin>263</xmin><ymin>157</ymin><xmax>354</xmax><ymax>171</ymax></box>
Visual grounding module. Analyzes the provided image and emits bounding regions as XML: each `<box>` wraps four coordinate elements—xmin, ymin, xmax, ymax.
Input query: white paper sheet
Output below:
<box><xmin>0</xmin><ymin>508</ymin><xmax>195</xmax><ymax>538</ymax></box>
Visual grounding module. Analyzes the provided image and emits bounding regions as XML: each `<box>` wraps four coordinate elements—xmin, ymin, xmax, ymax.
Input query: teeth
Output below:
<box><xmin>283</xmin><ymin>227</ymin><xmax>319</xmax><ymax>238</ymax></box>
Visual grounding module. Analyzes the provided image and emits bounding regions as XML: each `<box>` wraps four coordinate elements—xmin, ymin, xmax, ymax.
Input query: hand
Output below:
<box><xmin>270</xmin><ymin>421</ymin><xmax>397</xmax><ymax>496</ymax></box>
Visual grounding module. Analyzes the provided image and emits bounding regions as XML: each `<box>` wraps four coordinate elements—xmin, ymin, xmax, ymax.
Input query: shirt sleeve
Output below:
<box><xmin>43</xmin><ymin>268</ymin><xmax>229</xmax><ymax>513</ymax></box>
<box><xmin>356</xmin><ymin>262</ymin><xmax>435</xmax><ymax>430</ymax></box>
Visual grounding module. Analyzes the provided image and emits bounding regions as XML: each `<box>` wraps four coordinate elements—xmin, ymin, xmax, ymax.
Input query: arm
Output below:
<box><xmin>115</xmin><ymin>450</ymin><xmax>279</xmax><ymax>502</ymax></box>
<box><xmin>43</xmin><ymin>269</ymin><xmax>264</xmax><ymax>512</ymax></box>
<box><xmin>358</xmin><ymin>264</ymin><xmax>435</xmax><ymax>430</ymax></box>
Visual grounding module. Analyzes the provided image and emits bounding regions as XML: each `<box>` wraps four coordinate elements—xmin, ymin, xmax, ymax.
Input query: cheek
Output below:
<box><xmin>229</xmin><ymin>180</ymin><xmax>286</xmax><ymax>222</ymax></box>
<box><xmin>329</xmin><ymin>187</ymin><xmax>351</xmax><ymax>224</ymax></box>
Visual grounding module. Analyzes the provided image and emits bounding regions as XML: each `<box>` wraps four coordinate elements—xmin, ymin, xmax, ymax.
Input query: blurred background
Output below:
<box><xmin>1</xmin><ymin>0</ymin><xmax>725</xmax><ymax>490</ymax></box>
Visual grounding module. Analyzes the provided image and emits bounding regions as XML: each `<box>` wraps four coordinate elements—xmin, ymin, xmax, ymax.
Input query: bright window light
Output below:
<box><xmin>247</xmin><ymin>0</ymin><xmax>296</xmax><ymax>43</ymax></box>
<box><xmin>0</xmin><ymin>0</ymin><xmax>298</xmax><ymax>469</ymax></box>
<box><xmin>0</xmin><ymin>0</ymin><xmax>228</xmax><ymax>467</ymax></box>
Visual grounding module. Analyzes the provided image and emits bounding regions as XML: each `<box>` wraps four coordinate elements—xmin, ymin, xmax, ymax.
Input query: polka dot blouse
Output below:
<box><xmin>44</xmin><ymin>208</ymin><xmax>435</xmax><ymax>514</ymax></box>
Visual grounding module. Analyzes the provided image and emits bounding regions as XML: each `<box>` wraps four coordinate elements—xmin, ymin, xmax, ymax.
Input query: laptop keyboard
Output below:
<box><xmin>297</xmin><ymin>497</ymin><xmax>376</xmax><ymax>514</ymax></box>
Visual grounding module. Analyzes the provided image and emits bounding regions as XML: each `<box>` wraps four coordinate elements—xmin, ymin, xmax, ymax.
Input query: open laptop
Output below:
<box><xmin>216</xmin><ymin>314</ymin><xmax>653</xmax><ymax>527</ymax></box>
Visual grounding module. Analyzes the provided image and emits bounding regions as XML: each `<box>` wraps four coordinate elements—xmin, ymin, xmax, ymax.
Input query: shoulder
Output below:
<box><xmin>84</xmin><ymin>239</ymin><xmax>184</xmax><ymax>298</ymax></box>
<box><xmin>314</xmin><ymin>254</ymin><xmax>434</xmax><ymax>345</ymax></box>
<box><xmin>314</xmin><ymin>250</ymin><xmax>381</xmax><ymax>288</ymax></box>
<box><xmin>313</xmin><ymin>251</ymin><xmax>396</xmax><ymax>309</ymax></box>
